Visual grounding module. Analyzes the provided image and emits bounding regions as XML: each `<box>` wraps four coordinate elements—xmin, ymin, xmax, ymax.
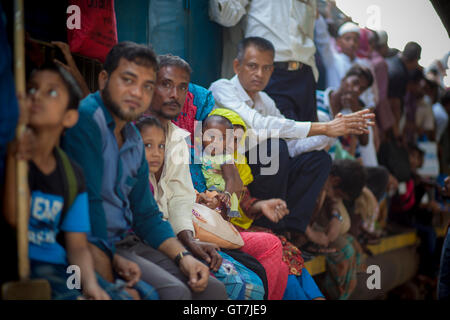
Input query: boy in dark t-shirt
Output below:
<box><xmin>3</xmin><ymin>65</ymin><xmax>113</xmax><ymax>299</ymax></box>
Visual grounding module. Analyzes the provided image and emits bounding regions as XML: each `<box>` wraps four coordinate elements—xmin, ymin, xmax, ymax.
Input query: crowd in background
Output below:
<box><xmin>0</xmin><ymin>0</ymin><xmax>450</xmax><ymax>301</ymax></box>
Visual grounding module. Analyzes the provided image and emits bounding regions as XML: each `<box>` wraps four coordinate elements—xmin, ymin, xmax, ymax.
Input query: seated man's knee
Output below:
<box><xmin>195</xmin><ymin>276</ymin><xmax>228</xmax><ymax>300</ymax></box>
<box><xmin>299</xmin><ymin>150</ymin><xmax>332</xmax><ymax>176</ymax></box>
<box><xmin>161</xmin><ymin>280</ymin><xmax>192</xmax><ymax>300</ymax></box>
<box><xmin>251</xmin><ymin>138</ymin><xmax>289</xmax><ymax>160</ymax></box>
<box><xmin>317</xmin><ymin>150</ymin><xmax>332</xmax><ymax>169</ymax></box>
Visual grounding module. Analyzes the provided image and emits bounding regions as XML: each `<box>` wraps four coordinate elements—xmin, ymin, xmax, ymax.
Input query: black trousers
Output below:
<box><xmin>246</xmin><ymin>139</ymin><xmax>331</xmax><ymax>234</ymax></box>
<box><xmin>264</xmin><ymin>64</ymin><xmax>318</xmax><ymax>122</ymax></box>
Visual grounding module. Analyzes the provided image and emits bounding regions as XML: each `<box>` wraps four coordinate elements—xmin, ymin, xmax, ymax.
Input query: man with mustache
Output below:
<box><xmin>209</xmin><ymin>36</ymin><xmax>375</xmax><ymax>249</ymax></box>
<box><xmin>62</xmin><ymin>42</ymin><xmax>227</xmax><ymax>299</ymax></box>
<box><xmin>145</xmin><ymin>54</ymin><xmax>227</xmax><ymax>274</ymax></box>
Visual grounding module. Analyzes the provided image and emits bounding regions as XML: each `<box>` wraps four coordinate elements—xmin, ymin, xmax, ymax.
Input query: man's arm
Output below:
<box><xmin>314</xmin><ymin>14</ymin><xmax>336</xmax><ymax>70</ymax></box>
<box><xmin>285</xmin><ymin>104</ymin><xmax>337</xmax><ymax>156</ymax></box>
<box><xmin>165</xmin><ymin>138</ymin><xmax>197</xmax><ymax>235</ymax></box>
<box><xmin>164</xmin><ymin>137</ymin><xmax>223</xmax><ymax>271</ymax></box>
<box><xmin>208</xmin><ymin>0</ymin><xmax>249</xmax><ymax>27</ymax></box>
<box><xmin>158</xmin><ymin>236</ymin><xmax>211</xmax><ymax>293</ymax></box>
<box><xmin>210</xmin><ymin>80</ymin><xmax>311</xmax><ymax>139</ymax></box>
<box><xmin>210</xmin><ymin>80</ymin><xmax>374</xmax><ymax>141</ymax></box>
<box><xmin>308</xmin><ymin>109</ymin><xmax>374</xmax><ymax>137</ymax></box>
<box><xmin>62</xmin><ymin>110</ymin><xmax>113</xmax><ymax>256</ymax></box>
<box><xmin>286</xmin><ymin>135</ymin><xmax>335</xmax><ymax>157</ymax></box>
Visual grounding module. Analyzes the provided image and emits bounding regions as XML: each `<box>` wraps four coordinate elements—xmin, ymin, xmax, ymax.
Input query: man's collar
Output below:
<box><xmin>167</xmin><ymin>121</ymin><xmax>190</xmax><ymax>141</ymax></box>
<box><xmin>231</xmin><ymin>75</ymin><xmax>256</xmax><ymax>107</ymax></box>
<box><xmin>94</xmin><ymin>91</ymin><xmax>115</xmax><ymax>129</ymax></box>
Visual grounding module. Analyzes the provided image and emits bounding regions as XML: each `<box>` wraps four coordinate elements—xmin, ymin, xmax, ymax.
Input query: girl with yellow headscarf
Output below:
<box><xmin>208</xmin><ymin>108</ymin><xmax>255</xmax><ymax>229</ymax></box>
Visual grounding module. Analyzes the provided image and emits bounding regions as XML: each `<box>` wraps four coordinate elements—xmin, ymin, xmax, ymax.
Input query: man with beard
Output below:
<box><xmin>144</xmin><ymin>54</ymin><xmax>226</xmax><ymax>273</ymax></box>
<box><xmin>62</xmin><ymin>42</ymin><xmax>227</xmax><ymax>300</ymax></box>
<box><xmin>145</xmin><ymin>54</ymin><xmax>293</xmax><ymax>300</ymax></box>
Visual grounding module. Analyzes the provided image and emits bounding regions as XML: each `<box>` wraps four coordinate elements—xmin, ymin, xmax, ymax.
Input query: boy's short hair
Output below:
<box><xmin>344</xmin><ymin>64</ymin><xmax>374</xmax><ymax>88</ymax></box>
<box><xmin>331</xmin><ymin>159</ymin><xmax>367</xmax><ymax>201</ymax></box>
<box><xmin>135</xmin><ymin>115</ymin><xmax>166</xmax><ymax>134</ymax></box>
<box><xmin>104</xmin><ymin>41</ymin><xmax>158</xmax><ymax>75</ymax></box>
<box><xmin>32</xmin><ymin>63</ymin><xmax>83</xmax><ymax>110</ymax></box>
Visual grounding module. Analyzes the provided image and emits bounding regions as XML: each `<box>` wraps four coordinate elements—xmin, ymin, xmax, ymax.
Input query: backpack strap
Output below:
<box><xmin>55</xmin><ymin>147</ymin><xmax>78</xmax><ymax>222</ymax></box>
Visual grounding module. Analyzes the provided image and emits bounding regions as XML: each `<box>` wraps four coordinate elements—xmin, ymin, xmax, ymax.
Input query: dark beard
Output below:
<box><xmin>102</xmin><ymin>80</ymin><xmax>143</xmax><ymax>122</ymax></box>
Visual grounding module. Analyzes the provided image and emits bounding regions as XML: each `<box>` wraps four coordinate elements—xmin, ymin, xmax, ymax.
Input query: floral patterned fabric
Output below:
<box><xmin>240</xmin><ymin>225</ymin><xmax>305</xmax><ymax>276</ymax></box>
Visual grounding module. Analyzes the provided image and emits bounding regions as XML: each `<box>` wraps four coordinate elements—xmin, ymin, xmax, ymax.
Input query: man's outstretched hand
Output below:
<box><xmin>327</xmin><ymin>109</ymin><xmax>375</xmax><ymax>137</ymax></box>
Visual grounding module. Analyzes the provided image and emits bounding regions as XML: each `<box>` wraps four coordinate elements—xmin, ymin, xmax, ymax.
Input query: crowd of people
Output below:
<box><xmin>1</xmin><ymin>0</ymin><xmax>450</xmax><ymax>301</ymax></box>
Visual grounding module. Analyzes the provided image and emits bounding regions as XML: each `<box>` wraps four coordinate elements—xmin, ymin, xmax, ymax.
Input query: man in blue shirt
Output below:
<box><xmin>63</xmin><ymin>42</ymin><xmax>227</xmax><ymax>299</ymax></box>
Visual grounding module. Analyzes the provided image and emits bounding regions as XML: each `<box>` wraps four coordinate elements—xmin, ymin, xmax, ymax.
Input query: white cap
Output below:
<box><xmin>338</xmin><ymin>22</ymin><xmax>360</xmax><ymax>37</ymax></box>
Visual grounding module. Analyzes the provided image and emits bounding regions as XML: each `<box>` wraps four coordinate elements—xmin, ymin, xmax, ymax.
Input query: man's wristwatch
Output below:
<box><xmin>174</xmin><ymin>251</ymin><xmax>192</xmax><ymax>266</ymax></box>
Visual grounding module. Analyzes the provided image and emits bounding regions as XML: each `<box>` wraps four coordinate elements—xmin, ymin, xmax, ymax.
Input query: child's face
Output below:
<box><xmin>340</xmin><ymin>75</ymin><xmax>369</xmax><ymax>111</ymax></box>
<box><xmin>141</xmin><ymin>125</ymin><xmax>165</xmax><ymax>174</ymax></box>
<box><xmin>409</xmin><ymin>150</ymin><xmax>423</xmax><ymax>171</ymax></box>
<box><xmin>27</xmin><ymin>70</ymin><xmax>74</xmax><ymax>129</ymax></box>
<box><xmin>202</xmin><ymin>122</ymin><xmax>230</xmax><ymax>156</ymax></box>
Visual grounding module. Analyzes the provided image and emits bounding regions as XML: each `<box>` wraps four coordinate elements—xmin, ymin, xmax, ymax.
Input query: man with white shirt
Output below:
<box><xmin>209</xmin><ymin>0</ymin><xmax>320</xmax><ymax>122</ymax></box>
<box><xmin>209</xmin><ymin>37</ymin><xmax>374</xmax><ymax>247</ymax></box>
